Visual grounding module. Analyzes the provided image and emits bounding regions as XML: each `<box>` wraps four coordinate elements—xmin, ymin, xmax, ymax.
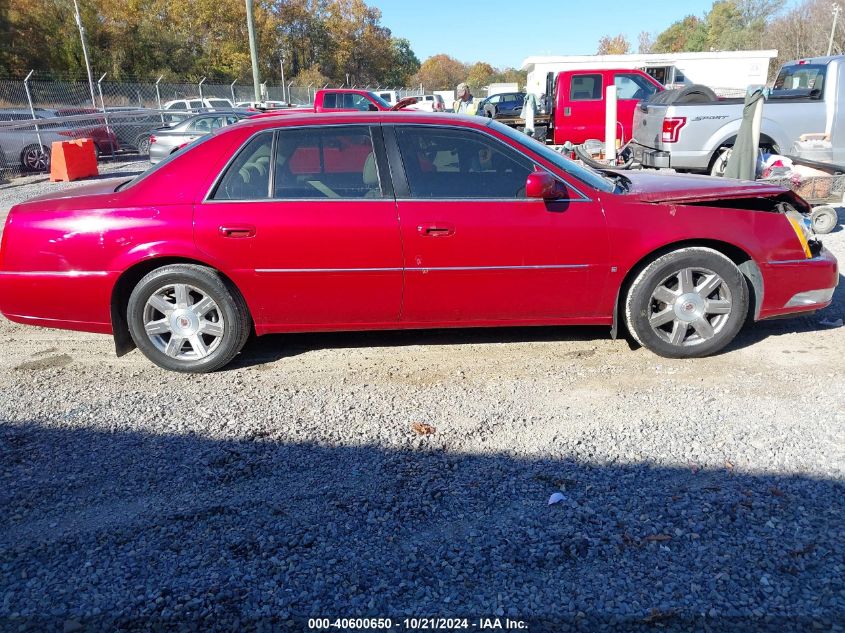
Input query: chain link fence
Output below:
<box><xmin>0</xmin><ymin>76</ymin><xmax>424</xmax><ymax>181</ymax></box>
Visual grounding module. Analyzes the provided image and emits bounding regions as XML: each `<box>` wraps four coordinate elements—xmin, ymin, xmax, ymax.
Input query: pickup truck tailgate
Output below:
<box><xmin>633</xmin><ymin>102</ymin><xmax>667</xmax><ymax>150</ymax></box>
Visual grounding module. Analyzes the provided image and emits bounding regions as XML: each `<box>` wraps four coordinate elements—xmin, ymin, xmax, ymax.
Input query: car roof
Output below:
<box><xmin>235</xmin><ymin>111</ymin><xmax>490</xmax><ymax>131</ymax></box>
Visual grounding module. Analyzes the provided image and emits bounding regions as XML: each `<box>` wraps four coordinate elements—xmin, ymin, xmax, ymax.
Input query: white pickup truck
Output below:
<box><xmin>631</xmin><ymin>55</ymin><xmax>845</xmax><ymax>174</ymax></box>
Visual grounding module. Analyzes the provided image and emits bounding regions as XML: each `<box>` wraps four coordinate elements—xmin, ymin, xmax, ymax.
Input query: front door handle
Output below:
<box><xmin>219</xmin><ymin>224</ymin><xmax>256</xmax><ymax>238</ymax></box>
<box><xmin>418</xmin><ymin>223</ymin><xmax>455</xmax><ymax>237</ymax></box>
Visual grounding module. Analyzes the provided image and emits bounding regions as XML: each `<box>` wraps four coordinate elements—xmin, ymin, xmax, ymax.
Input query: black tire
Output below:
<box><xmin>625</xmin><ymin>247</ymin><xmax>748</xmax><ymax>358</ymax></box>
<box><xmin>20</xmin><ymin>144</ymin><xmax>51</xmax><ymax>172</ymax></box>
<box><xmin>127</xmin><ymin>264</ymin><xmax>251</xmax><ymax>372</ymax></box>
<box><xmin>653</xmin><ymin>84</ymin><xmax>718</xmax><ymax>105</ymax></box>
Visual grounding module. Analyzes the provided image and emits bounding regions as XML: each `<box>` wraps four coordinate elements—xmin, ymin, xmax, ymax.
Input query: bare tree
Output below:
<box><xmin>638</xmin><ymin>31</ymin><xmax>654</xmax><ymax>54</ymax></box>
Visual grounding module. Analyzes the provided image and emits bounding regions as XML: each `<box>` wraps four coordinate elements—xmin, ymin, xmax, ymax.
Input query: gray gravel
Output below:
<box><xmin>0</xmin><ymin>168</ymin><xmax>843</xmax><ymax>631</ymax></box>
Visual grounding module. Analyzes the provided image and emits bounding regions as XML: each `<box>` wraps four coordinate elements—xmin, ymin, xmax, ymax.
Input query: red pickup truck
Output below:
<box><xmin>540</xmin><ymin>68</ymin><xmax>664</xmax><ymax>145</ymax></box>
<box><xmin>252</xmin><ymin>89</ymin><xmax>417</xmax><ymax>118</ymax></box>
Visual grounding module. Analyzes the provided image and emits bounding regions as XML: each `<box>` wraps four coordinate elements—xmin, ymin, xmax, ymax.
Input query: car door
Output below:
<box><xmin>195</xmin><ymin>124</ymin><xmax>403</xmax><ymax>329</ymax></box>
<box><xmin>386</xmin><ymin>124</ymin><xmax>608</xmax><ymax>324</ymax></box>
<box><xmin>566</xmin><ymin>73</ymin><xmax>605</xmax><ymax>143</ymax></box>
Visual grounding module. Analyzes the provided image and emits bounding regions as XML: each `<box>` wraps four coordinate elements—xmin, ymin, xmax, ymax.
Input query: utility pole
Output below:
<box><xmin>279</xmin><ymin>55</ymin><xmax>287</xmax><ymax>103</ymax></box>
<box><xmin>245</xmin><ymin>0</ymin><xmax>261</xmax><ymax>102</ymax></box>
<box><xmin>72</xmin><ymin>0</ymin><xmax>97</xmax><ymax>108</ymax></box>
<box><xmin>828</xmin><ymin>3</ymin><xmax>842</xmax><ymax>56</ymax></box>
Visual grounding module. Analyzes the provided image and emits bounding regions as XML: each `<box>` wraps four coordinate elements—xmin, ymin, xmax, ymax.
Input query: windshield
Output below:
<box><xmin>771</xmin><ymin>63</ymin><xmax>826</xmax><ymax>99</ymax></box>
<box><xmin>488</xmin><ymin>120</ymin><xmax>615</xmax><ymax>193</ymax></box>
<box><xmin>367</xmin><ymin>92</ymin><xmax>392</xmax><ymax>109</ymax></box>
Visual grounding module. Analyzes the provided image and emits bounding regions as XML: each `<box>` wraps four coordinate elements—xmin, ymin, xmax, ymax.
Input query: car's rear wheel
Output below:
<box><xmin>625</xmin><ymin>247</ymin><xmax>748</xmax><ymax>358</ymax></box>
<box><xmin>20</xmin><ymin>144</ymin><xmax>50</xmax><ymax>171</ymax></box>
<box><xmin>127</xmin><ymin>264</ymin><xmax>251</xmax><ymax>372</ymax></box>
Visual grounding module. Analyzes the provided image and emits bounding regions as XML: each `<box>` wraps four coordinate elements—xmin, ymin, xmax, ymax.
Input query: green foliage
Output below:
<box><xmin>652</xmin><ymin>15</ymin><xmax>708</xmax><ymax>52</ymax></box>
<box><xmin>650</xmin><ymin>0</ymin><xmax>787</xmax><ymax>54</ymax></box>
<box><xmin>1</xmin><ymin>0</ymin><xmax>422</xmax><ymax>86</ymax></box>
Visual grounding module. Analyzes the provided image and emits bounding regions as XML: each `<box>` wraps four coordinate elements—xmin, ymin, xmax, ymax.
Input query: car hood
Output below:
<box><xmin>616</xmin><ymin>171</ymin><xmax>788</xmax><ymax>203</ymax></box>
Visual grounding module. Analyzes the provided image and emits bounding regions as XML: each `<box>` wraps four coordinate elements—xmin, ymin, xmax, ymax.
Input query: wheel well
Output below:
<box><xmin>708</xmin><ymin>134</ymin><xmax>779</xmax><ymax>171</ymax></box>
<box><xmin>109</xmin><ymin>257</ymin><xmax>247</xmax><ymax>357</ymax></box>
<box><xmin>611</xmin><ymin>239</ymin><xmax>761</xmax><ymax>339</ymax></box>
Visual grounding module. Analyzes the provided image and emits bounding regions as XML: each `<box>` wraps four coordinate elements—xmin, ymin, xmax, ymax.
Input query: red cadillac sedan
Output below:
<box><xmin>0</xmin><ymin>112</ymin><xmax>838</xmax><ymax>372</ymax></box>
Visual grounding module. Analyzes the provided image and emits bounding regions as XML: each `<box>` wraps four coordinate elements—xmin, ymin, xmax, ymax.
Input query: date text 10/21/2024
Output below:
<box><xmin>307</xmin><ymin>617</ymin><xmax>528</xmax><ymax>630</ymax></box>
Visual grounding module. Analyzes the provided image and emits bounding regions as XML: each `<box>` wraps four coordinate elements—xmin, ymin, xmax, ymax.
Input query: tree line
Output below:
<box><xmin>0</xmin><ymin>0</ymin><xmax>523</xmax><ymax>92</ymax></box>
<box><xmin>598</xmin><ymin>0</ymin><xmax>845</xmax><ymax>75</ymax></box>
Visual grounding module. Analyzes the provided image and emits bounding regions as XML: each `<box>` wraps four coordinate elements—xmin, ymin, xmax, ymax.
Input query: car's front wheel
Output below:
<box><xmin>624</xmin><ymin>247</ymin><xmax>748</xmax><ymax>358</ymax></box>
<box><xmin>127</xmin><ymin>264</ymin><xmax>251</xmax><ymax>372</ymax></box>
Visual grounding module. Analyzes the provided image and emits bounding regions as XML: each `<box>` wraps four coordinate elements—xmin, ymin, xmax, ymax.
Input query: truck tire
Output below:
<box><xmin>653</xmin><ymin>84</ymin><xmax>718</xmax><ymax>106</ymax></box>
<box><xmin>811</xmin><ymin>205</ymin><xmax>839</xmax><ymax>234</ymax></box>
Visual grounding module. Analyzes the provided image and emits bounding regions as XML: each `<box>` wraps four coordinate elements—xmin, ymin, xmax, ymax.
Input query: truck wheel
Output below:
<box><xmin>710</xmin><ymin>148</ymin><xmax>731</xmax><ymax>177</ymax></box>
<box><xmin>811</xmin><ymin>205</ymin><xmax>839</xmax><ymax>234</ymax></box>
<box><xmin>625</xmin><ymin>247</ymin><xmax>748</xmax><ymax>358</ymax></box>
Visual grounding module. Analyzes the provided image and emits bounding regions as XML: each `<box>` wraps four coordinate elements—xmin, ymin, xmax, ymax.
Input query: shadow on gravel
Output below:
<box><xmin>229</xmin><ymin>282</ymin><xmax>844</xmax><ymax>368</ymax></box>
<box><xmin>229</xmin><ymin>325</ymin><xmax>626</xmax><ymax>368</ymax></box>
<box><xmin>0</xmin><ymin>423</ymin><xmax>842</xmax><ymax>630</ymax></box>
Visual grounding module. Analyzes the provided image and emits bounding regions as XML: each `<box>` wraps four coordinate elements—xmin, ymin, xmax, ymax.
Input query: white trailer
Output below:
<box><xmin>521</xmin><ymin>50</ymin><xmax>778</xmax><ymax>97</ymax></box>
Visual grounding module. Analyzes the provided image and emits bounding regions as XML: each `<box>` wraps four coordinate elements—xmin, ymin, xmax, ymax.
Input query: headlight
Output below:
<box><xmin>784</xmin><ymin>208</ymin><xmax>815</xmax><ymax>258</ymax></box>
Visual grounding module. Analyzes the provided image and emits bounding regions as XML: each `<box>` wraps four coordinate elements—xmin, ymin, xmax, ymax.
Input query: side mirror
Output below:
<box><xmin>525</xmin><ymin>171</ymin><xmax>563</xmax><ymax>200</ymax></box>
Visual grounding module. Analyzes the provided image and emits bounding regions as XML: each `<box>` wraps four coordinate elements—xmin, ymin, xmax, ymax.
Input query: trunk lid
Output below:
<box><xmin>619</xmin><ymin>170</ymin><xmax>788</xmax><ymax>203</ymax></box>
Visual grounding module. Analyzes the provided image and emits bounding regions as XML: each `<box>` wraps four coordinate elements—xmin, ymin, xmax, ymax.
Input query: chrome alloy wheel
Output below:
<box><xmin>647</xmin><ymin>267</ymin><xmax>732</xmax><ymax>347</ymax></box>
<box><xmin>142</xmin><ymin>283</ymin><xmax>225</xmax><ymax>360</ymax></box>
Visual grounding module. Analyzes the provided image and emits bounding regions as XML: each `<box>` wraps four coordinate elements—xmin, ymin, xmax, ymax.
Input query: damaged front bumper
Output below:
<box><xmin>758</xmin><ymin>247</ymin><xmax>839</xmax><ymax>320</ymax></box>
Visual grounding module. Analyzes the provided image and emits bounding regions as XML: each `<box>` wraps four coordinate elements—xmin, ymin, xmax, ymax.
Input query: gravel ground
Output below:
<box><xmin>0</xmin><ymin>166</ymin><xmax>843</xmax><ymax>631</ymax></box>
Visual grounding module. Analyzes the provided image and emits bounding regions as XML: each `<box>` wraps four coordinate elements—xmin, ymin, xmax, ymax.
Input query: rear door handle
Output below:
<box><xmin>418</xmin><ymin>223</ymin><xmax>455</xmax><ymax>237</ymax></box>
<box><xmin>219</xmin><ymin>224</ymin><xmax>256</xmax><ymax>238</ymax></box>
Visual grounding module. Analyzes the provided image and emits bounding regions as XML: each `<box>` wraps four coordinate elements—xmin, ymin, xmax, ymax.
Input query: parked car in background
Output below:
<box><xmin>404</xmin><ymin>94</ymin><xmax>445</xmax><ymax>112</ymax></box>
<box><xmin>0</xmin><ymin>112</ymin><xmax>835</xmax><ymax>372</ymax></box>
<box><xmin>51</xmin><ymin>108</ymin><xmax>121</xmax><ymax>156</ymax></box>
<box><xmin>632</xmin><ymin>55</ymin><xmax>845</xmax><ymax>174</ymax></box>
<box><xmin>249</xmin><ymin>89</ymin><xmax>419</xmax><ymax>117</ymax></box>
<box><xmin>106</xmin><ymin>107</ymin><xmax>191</xmax><ymax>155</ymax></box>
<box><xmin>476</xmin><ymin>92</ymin><xmax>526</xmax><ymax>118</ymax></box>
<box><xmin>235</xmin><ymin>100</ymin><xmax>293</xmax><ymax>110</ymax></box>
<box><xmin>0</xmin><ymin>108</ymin><xmax>105</xmax><ymax>171</ymax></box>
<box><xmin>148</xmin><ymin>111</ymin><xmax>248</xmax><ymax>163</ymax></box>
<box><xmin>163</xmin><ymin>97</ymin><xmax>235</xmax><ymax>111</ymax></box>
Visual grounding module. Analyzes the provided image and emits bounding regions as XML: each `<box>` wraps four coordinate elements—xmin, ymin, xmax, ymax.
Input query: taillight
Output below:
<box><xmin>149</xmin><ymin>135</ymin><xmax>157</xmax><ymax>144</ymax></box>
<box><xmin>662</xmin><ymin>117</ymin><xmax>686</xmax><ymax>143</ymax></box>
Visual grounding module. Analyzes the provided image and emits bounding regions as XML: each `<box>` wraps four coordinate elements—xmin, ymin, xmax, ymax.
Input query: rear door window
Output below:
<box><xmin>274</xmin><ymin>126</ymin><xmax>381</xmax><ymax>199</ymax></box>
<box><xmin>570</xmin><ymin>74</ymin><xmax>603</xmax><ymax>101</ymax></box>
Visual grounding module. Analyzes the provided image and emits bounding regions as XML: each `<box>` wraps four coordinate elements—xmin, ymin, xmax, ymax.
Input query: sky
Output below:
<box><xmin>373</xmin><ymin>0</ymin><xmax>738</xmax><ymax>69</ymax></box>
